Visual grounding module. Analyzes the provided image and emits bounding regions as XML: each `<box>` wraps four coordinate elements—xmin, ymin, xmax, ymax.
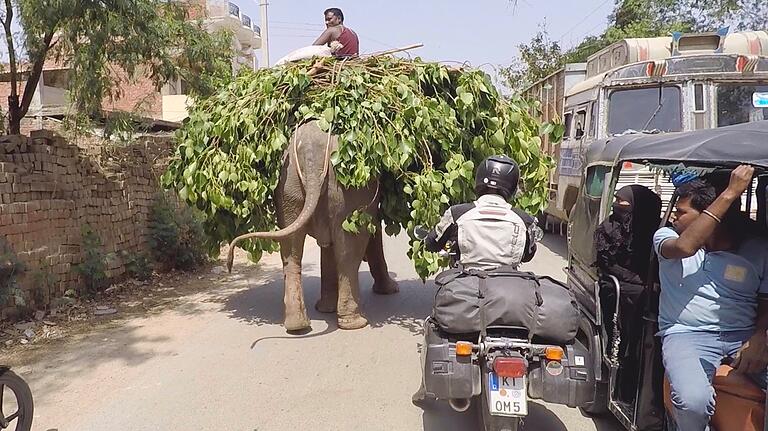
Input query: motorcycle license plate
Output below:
<box><xmin>488</xmin><ymin>373</ymin><xmax>527</xmax><ymax>417</ymax></box>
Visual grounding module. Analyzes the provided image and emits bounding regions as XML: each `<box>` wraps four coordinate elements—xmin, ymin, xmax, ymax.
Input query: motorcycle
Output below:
<box><xmin>414</xmin><ymin>226</ymin><xmax>590</xmax><ymax>431</ymax></box>
<box><xmin>0</xmin><ymin>366</ymin><xmax>33</xmax><ymax>431</ymax></box>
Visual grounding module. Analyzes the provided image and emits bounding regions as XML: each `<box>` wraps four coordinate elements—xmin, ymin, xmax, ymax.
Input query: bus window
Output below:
<box><xmin>694</xmin><ymin>83</ymin><xmax>705</xmax><ymax>112</ymax></box>
<box><xmin>564</xmin><ymin>112</ymin><xmax>573</xmax><ymax>138</ymax></box>
<box><xmin>588</xmin><ymin>102</ymin><xmax>598</xmax><ymax>137</ymax></box>
<box><xmin>607</xmin><ymin>86</ymin><xmax>682</xmax><ymax>135</ymax></box>
<box><xmin>716</xmin><ymin>83</ymin><xmax>768</xmax><ymax>127</ymax></box>
<box><xmin>575</xmin><ymin>110</ymin><xmax>586</xmax><ymax>140</ymax></box>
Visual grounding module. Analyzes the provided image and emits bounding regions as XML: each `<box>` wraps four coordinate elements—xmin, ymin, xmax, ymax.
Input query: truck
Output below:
<box><xmin>524</xmin><ymin>28</ymin><xmax>768</xmax><ymax>227</ymax></box>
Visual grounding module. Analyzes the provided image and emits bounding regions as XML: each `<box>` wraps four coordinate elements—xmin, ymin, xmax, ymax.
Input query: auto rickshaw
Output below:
<box><xmin>565</xmin><ymin>120</ymin><xmax>768</xmax><ymax>431</ymax></box>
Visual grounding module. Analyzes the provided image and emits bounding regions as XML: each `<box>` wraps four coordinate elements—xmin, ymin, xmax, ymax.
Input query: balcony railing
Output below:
<box><xmin>228</xmin><ymin>2</ymin><xmax>239</xmax><ymax>17</ymax></box>
<box><xmin>241</xmin><ymin>14</ymin><xmax>251</xmax><ymax>28</ymax></box>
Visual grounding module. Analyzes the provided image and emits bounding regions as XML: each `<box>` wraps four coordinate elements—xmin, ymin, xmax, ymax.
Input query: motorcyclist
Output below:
<box><xmin>424</xmin><ymin>154</ymin><xmax>538</xmax><ymax>269</ymax></box>
<box><xmin>412</xmin><ymin>154</ymin><xmax>540</xmax><ymax>406</ymax></box>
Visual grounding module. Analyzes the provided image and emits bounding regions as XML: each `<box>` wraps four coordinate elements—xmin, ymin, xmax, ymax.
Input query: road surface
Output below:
<box><xmin>5</xmin><ymin>233</ymin><xmax>622</xmax><ymax>431</ymax></box>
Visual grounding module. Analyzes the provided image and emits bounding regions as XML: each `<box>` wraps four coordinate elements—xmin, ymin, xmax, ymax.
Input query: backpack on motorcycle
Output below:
<box><xmin>432</xmin><ymin>266</ymin><xmax>580</xmax><ymax>344</ymax></box>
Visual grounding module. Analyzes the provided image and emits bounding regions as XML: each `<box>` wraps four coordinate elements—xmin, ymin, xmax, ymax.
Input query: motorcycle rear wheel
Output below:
<box><xmin>0</xmin><ymin>369</ymin><xmax>33</xmax><ymax>431</ymax></box>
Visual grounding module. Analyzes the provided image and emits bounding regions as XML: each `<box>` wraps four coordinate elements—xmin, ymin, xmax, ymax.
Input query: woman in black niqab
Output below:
<box><xmin>595</xmin><ymin>185</ymin><xmax>662</xmax><ymax>284</ymax></box>
<box><xmin>594</xmin><ymin>184</ymin><xmax>662</xmax><ymax>403</ymax></box>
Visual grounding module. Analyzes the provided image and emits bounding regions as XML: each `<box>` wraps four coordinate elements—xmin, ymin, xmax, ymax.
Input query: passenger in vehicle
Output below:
<box><xmin>575</xmin><ymin>122</ymin><xmax>585</xmax><ymax>139</ymax></box>
<box><xmin>594</xmin><ymin>184</ymin><xmax>662</xmax><ymax>402</ymax></box>
<box><xmin>654</xmin><ymin>166</ymin><xmax>768</xmax><ymax>431</ymax></box>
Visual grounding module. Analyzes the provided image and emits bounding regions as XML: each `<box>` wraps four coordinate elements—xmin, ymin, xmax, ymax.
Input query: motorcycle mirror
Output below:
<box><xmin>532</xmin><ymin>225</ymin><xmax>544</xmax><ymax>243</ymax></box>
<box><xmin>413</xmin><ymin>226</ymin><xmax>430</xmax><ymax>241</ymax></box>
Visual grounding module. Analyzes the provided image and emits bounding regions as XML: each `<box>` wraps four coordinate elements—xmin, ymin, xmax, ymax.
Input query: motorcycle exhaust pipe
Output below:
<box><xmin>449</xmin><ymin>398</ymin><xmax>471</xmax><ymax>412</ymax></box>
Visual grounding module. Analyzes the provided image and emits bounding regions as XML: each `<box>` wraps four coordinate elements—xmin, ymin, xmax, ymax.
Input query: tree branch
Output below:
<box><xmin>2</xmin><ymin>0</ymin><xmax>17</xmax><ymax>104</ymax></box>
<box><xmin>19</xmin><ymin>31</ymin><xmax>55</xmax><ymax>118</ymax></box>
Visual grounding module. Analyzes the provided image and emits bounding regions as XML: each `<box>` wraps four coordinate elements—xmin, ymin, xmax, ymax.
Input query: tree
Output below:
<box><xmin>0</xmin><ymin>0</ymin><xmax>233</xmax><ymax>135</ymax></box>
<box><xmin>501</xmin><ymin>0</ymin><xmax>768</xmax><ymax>93</ymax></box>
<box><xmin>564</xmin><ymin>0</ymin><xmax>693</xmax><ymax>64</ymax></box>
<box><xmin>682</xmin><ymin>0</ymin><xmax>768</xmax><ymax>31</ymax></box>
<box><xmin>501</xmin><ymin>0</ymin><xmax>699</xmax><ymax>92</ymax></box>
<box><xmin>499</xmin><ymin>25</ymin><xmax>565</xmax><ymax>92</ymax></box>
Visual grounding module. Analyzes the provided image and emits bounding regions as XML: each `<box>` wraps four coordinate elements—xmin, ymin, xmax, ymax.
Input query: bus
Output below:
<box><xmin>525</xmin><ymin>28</ymin><xmax>768</xmax><ymax>227</ymax></box>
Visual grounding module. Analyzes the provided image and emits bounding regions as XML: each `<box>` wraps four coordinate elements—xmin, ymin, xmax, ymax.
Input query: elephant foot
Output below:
<box><xmin>314</xmin><ymin>297</ymin><xmax>337</xmax><ymax>313</ymax></box>
<box><xmin>372</xmin><ymin>278</ymin><xmax>400</xmax><ymax>295</ymax></box>
<box><xmin>337</xmin><ymin>314</ymin><xmax>369</xmax><ymax>330</ymax></box>
<box><xmin>284</xmin><ymin>311</ymin><xmax>311</xmax><ymax>332</ymax></box>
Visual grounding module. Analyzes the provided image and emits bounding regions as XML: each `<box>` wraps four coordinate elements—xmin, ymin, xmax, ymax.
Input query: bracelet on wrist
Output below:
<box><xmin>702</xmin><ymin>210</ymin><xmax>722</xmax><ymax>223</ymax></box>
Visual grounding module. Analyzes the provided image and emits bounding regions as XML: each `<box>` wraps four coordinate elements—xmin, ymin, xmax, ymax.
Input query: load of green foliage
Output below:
<box><xmin>163</xmin><ymin>56</ymin><xmax>560</xmax><ymax>277</ymax></box>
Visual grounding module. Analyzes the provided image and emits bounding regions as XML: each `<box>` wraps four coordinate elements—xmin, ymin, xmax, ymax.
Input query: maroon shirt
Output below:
<box><xmin>336</xmin><ymin>27</ymin><xmax>359</xmax><ymax>57</ymax></box>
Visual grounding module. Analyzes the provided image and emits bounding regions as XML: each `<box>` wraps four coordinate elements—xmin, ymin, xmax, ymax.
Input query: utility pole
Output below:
<box><xmin>259</xmin><ymin>0</ymin><xmax>270</xmax><ymax>68</ymax></box>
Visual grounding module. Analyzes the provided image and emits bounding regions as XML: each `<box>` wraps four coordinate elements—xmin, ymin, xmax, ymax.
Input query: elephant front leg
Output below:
<box><xmin>334</xmin><ymin>231</ymin><xmax>369</xmax><ymax>330</ymax></box>
<box><xmin>315</xmin><ymin>245</ymin><xmax>338</xmax><ymax>313</ymax></box>
<box><xmin>366</xmin><ymin>228</ymin><xmax>399</xmax><ymax>295</ymax></box>
<box><xmin>280</xmin><ymin>235</ymin><xmax>311</xmax><ymax>332</ymax></box>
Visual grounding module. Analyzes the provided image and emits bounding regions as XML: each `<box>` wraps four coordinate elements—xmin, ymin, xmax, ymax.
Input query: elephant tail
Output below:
<box><xmin>226</xmin><ymin>126</ymin><xmax>331</xmax><ymax>272</ymax></box>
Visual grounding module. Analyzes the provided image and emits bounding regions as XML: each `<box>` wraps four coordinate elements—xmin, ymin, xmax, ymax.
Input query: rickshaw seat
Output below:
<box><xmin>663</xmin><ymin>365</ymin><xmax>765</xmax><ymax>431</ymax></box>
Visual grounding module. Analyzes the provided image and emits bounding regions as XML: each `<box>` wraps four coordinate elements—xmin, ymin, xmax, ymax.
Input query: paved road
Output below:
<box><xmin>7</xmin><ymin>233</ymin><xmax>622</xmax><ymax>431</ymax></box>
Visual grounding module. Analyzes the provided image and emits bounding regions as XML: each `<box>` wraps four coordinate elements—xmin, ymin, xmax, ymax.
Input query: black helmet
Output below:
<box><xmin>474</xmin><ymin>155</ymin><xmax>520</xmax><ymax>199</ymax></box>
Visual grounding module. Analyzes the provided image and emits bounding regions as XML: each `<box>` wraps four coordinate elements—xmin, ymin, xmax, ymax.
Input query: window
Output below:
<box><xmin>607</xmin><ymin>86</ymin><xmax>682</xmax><ymax>135</ymax></box>
<box><xmin>585</xmin><ymin>166</ymin><xmax>610</xmax><ymax>198</ymax></box>
<box><xmin>564</xmin><ymin>112</ymin><xmax>573</xmax><ymax>138</ymax></box>
<box><xmin>588</xmin><ymin>102</ymin><xmax>598</xmax><ymax>137</ymax></box>
<box><xmin>575</xmin><ymin>110</ymin><xmax>586</xmax><ymax>140</ymax></box>
<box><xmin>716</xmin><ymin>83</ymin><xmax>768</xmax><ymax>127</ymax></box>
<box><xmin>694</xmin><ymin>83</ymin><xmax>705</xmax><ymax>112</ymax></box>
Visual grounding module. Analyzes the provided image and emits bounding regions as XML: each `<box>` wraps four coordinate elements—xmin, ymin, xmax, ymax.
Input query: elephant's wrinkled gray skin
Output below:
<box><xmin>227</xmin><ymin>121</ymin><xmax>399</xmax><ymax>331</ymax></box>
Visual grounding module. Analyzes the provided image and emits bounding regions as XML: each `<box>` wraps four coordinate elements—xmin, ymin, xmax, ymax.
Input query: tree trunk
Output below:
<box><xmin>7</xmin><ymin>95</ymin><xmax>21</xmax><ymax>135</ymax></box>
<box><xmin>3</xmin><ymin>0</ymin><xmax>19</xmax><ymax>135</ymax></box>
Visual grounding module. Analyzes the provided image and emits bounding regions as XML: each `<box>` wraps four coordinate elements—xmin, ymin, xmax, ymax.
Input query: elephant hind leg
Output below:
<box><xmin>315</xmin><ymin>245</ymin><xmax>338</xmax><ymax>313</ymax></box>
<box><xmin>280</xmin><ymin>234</ymin><xmax>311</xmax><ymax>332</ymax></box>
<box><xmin>334</xmin><ymin>231</ymin><xmax>370</xmax><ymax>330</ymax></box>
<box><xmin>367</xmin><ymin>229</ymin><xmax>399</xmax><ymax>295</ymax></box>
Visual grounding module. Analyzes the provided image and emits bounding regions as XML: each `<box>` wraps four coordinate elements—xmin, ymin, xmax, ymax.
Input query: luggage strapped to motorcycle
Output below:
<box><xmin>454</xmin><ymin>264</ymin><xmax>544</xmax><ymax>344</ymax></box>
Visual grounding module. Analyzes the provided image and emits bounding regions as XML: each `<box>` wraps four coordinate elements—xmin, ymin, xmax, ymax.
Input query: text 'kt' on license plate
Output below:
<box><xmin>488</xmin><ymin>372</ymin><xmax>527</xmax><ymax>417</ymax></box>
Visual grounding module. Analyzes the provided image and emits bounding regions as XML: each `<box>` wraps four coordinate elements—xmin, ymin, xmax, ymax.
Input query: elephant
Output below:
<box><xmin>227</xmin><ymin>120</ymin><xmax>400</xmax><ymax>331</ymax></box>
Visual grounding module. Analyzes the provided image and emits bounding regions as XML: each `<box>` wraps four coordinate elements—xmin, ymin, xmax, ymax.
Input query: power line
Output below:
<box><xmin>271</xmin><ymin>20</ymin><xmax>324</xmax><ymax>28</ymax></box>
<box><xmin>359</xmin><ymin>35</ymin><xmax>396</xmax><ymax>49</ymax></box>
<box><xmin>271</xmin><ymin>33</ymin><xmax>317</xmax><ymax>38</ymax></box>
<box><xmin>556</xmin><ymin>0</ymin><xmax>613</xmax><ymax>43</ymax></box>
<box><xmin>565</xmin><ymin>20</ymin><xmax>608</xmax><ymax>50</ymax></box>
<box><xmin>270</xmin><ymin>25</ymin><xmax>324</xmax><ymax>31</ymax></box>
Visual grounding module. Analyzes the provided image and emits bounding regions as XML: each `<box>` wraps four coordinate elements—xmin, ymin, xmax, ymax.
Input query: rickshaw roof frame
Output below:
<box><xmin>584</xmin><ymin>120</ymin><xmax>768</xmax><ymax>172</ymax></box>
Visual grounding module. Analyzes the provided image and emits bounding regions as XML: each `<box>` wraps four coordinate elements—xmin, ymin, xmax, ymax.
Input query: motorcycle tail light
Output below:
<box><xmin>494</xmin><ymin>357</ymin><xmax>527</xmax><ymax>378</ymax></box>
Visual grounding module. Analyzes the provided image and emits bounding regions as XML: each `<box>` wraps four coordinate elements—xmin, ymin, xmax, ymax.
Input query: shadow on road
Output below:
<box><xmin>1</xmin><ymin>325</ymin><xmax>173</xmax><ymax>409</ymax></box>
<box><xmin>222</xmin><ymin>269</ymin><xmax>435</xmax><ymax>337</ymax></box>
<box><xmin>541</xmin><ymin>233</ymin><xmax>568</xmax><ymax>260</ymax></box>
<box><xmin>421</xmin><ymin>401</ymin><xmax>569</xmax><ymax>431</ymax></box>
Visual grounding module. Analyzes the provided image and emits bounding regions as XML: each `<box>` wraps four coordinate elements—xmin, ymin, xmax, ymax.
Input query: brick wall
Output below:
<box><xmin>0</xmin><ymin>131</ymin><xmax>174</xmax><ymax>310</ymax></box>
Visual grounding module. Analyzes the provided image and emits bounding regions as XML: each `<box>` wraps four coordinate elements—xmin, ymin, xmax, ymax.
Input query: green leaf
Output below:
<box><xmin>491</xmin><ymin>129</ymin><xmax>505</xmax><ymax>147</ymax></box>
<box><xmin>540</xmin><ymin>122</ymin><xmax>555</xmax><ymax>136</ymax></box>
<box><xmin>323</xmin><ymin>107</ymin><xmax>335</xmax><ymax>123</ymax></box>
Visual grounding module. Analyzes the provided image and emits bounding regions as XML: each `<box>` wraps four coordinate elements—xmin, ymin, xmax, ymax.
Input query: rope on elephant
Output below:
<box><xmin>292</xmin><ymin>57</ymin><xmax>350</xmax><ymax>189</ymax></box>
